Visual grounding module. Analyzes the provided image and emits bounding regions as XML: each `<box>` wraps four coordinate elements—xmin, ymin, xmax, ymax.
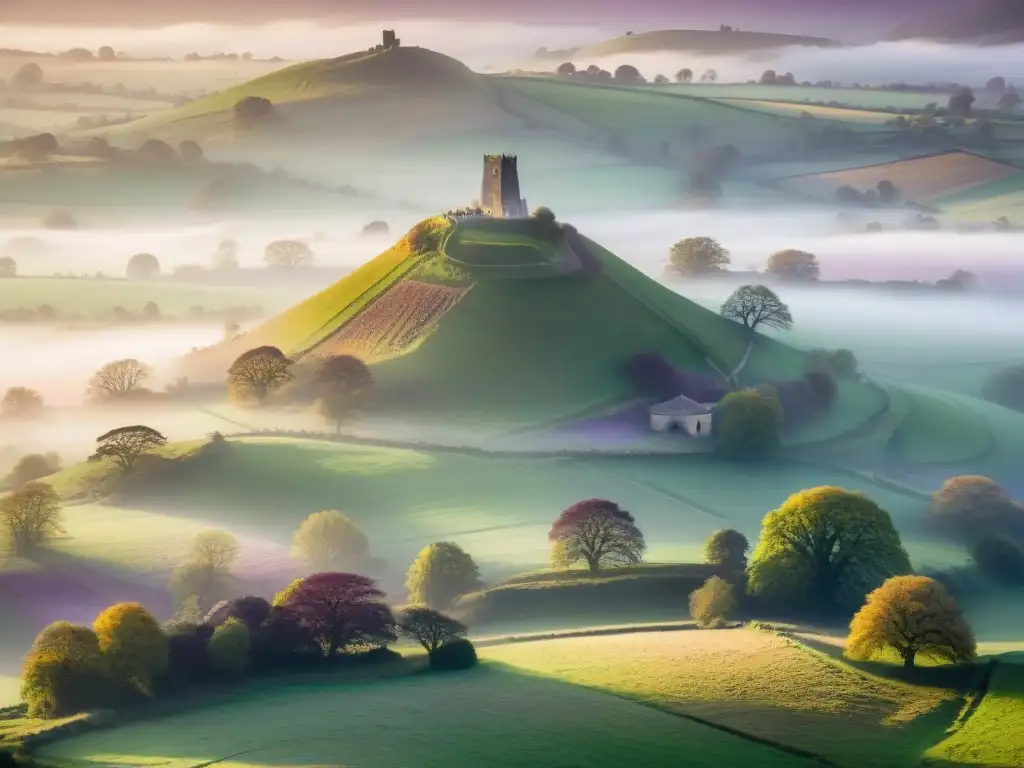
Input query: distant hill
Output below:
<box><xmin>888</xmin><ymin>0</ymin><xmax>1024</xmax><ymax>43</ymax></box>
<box><xmin>92</xmin><ymin>46</ymin><xmax>497</xmax><ymax>144</ymax></box>
<box><xmin>184</xmin><ymin>216</ymin><xmax>808</xmax><ymax>429</ymax></box>
<box><xmin>535</xmin><ymin>29</ymin><xmax>839</xmax><ymax>61</ymax></box>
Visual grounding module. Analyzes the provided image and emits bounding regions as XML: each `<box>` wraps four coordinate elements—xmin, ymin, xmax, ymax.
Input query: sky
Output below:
<box><xmin>1</xmin><ymin>0</ymin><xmax>958</xmax><ymax>38</ymax></box>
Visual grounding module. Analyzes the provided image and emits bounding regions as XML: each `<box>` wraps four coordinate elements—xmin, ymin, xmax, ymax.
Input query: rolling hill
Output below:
<box><xmin>888</xmin><ymin>0</ymin><xmax>1024</xmax><ymax>43</ymax></box>
<box><xmin>182</xmin><ymin>216</ymin><xmax>809</xmax><ymax>430</ymax></box>
<box><xmin>535</xmin><ymin>29</ymin><xmax>839</xmax><ymax>60</ymax></box>
<box><xmin>91</xmin><ymin>46</ymin><xmax>506</xmax><ymax>145</ymax></box>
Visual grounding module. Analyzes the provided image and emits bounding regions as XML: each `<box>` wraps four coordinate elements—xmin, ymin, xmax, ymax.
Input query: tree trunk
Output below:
<box><xmin>903</xmin><ymin>648</ymin><xmax>916</xmax><ymax>669</ymax></box>
<box><xmin>585</xmin><ymin>554</ymin><xmax>601</xmax><ymax>572</ymax></box>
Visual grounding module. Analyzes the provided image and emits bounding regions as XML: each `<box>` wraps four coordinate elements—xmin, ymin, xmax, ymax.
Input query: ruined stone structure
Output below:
<box><xmin>382</xmin><ymin>30</ymin><xmax>400</xmax><ymax>50</ymax></box>
<box><xmin>481</xmin><ymin>154</ymin><xmax>528</xmax><ymax>218</ymax></box>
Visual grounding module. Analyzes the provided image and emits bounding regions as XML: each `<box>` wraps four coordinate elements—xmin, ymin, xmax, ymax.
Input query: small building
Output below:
<box><xmin>481</xmin><ymin>154</ymin><xmax>528</xmax><ymax>218</ymax></box>
<box><xmin>649</xmin><ymin>395</ymin><xmax>713</xmax><ymax>437</ymax></box>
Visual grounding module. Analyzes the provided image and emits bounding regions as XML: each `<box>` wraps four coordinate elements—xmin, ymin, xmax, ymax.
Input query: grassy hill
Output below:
<box><xmin>537</xmin><ymin>29</ymin><xmax>838</xmax><ymax>59</ymax></box>
<box><xmin>483</xmin><ymin>628</ymin><xmax>965</xmax><ymax>768</ymax></box>
<box><xmin>35</xmin><ymin>663</ymin><xmax>814</xmax><ymax>768</ymax></box>
<box><xmin>184</xmin><ymin>218</ymin><xmax>810</xmax><ymax>429</ymax></box>
<box><xmin>92</xmin><ymin>47</ymin><xmax>500</xmax><ymax>144</ymax></box>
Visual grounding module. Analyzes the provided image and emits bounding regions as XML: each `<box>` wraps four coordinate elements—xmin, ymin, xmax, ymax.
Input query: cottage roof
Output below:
<box><xmin>648</xmin><ymin>394</ymin><xmax>712</xmax><ymax>417</ymax></box>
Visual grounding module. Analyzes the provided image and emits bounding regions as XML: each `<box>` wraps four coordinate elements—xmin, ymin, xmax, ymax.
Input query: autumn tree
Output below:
<box><xmin>90</xmin><ymin>425</ymin><xmax>167</xmax><ymax>473</ymax></box>
<box><xmin>405</xmin><ymin>541</ymin><xmax>481</xmax><ymax>609</ymax></box>
<box><xmin>846</xmin><ymin>576</ymin><xmax>976</xmax><ymax>668</ymax></box>
<box><xmin>86</xmin><ymin>359</ymin><xmax>153</xmax><ymax>402</ymax></box>
<box><xmin>549</xmin><ymin>499</ymin><xmax>645</xmax><ymax>572</ymax></box>
<box><xmin>291</xmin><ymin>511</ymin><xmax>370</xmax><ymax>573</ymax></box>
<box><xmin>278</xmin><ymin>572</ymin><xmax>396</xmax><ymax>656</ymax></box>
<box><xmin>668</xmin><ymin>237</ymin><xmax>731</xmax><ymax>276</ymax></box>
<box><xmin>213</xmin><ymin>238</ymin><xmax>240</xmax><ymax>270</ymax></box>
<box><xmin>717</xmin><ymin>285</ymin><xmax>793</xmax><ymax>385</ymax></box>
<box><xmin>766</xmin><ymin>249</ymin><xmax>820</xmax><ymax>281</ymax></box>
<box><xmin>264</xmin><ymin>239</ymin><xmax>314</xmax><ymax>269</ymax></box>
<box><xmin>126</xmin><ymin>253</ymin><xmax>160</xmax><ymax>280</ymax></box>
<box><xmin>407</xmin><ymin>217</ymin><xmax>447</xmax><ymax>255</ymax></box>
<box><xmin>227</xmin><ymin>346</ymin><xmax>293</xmax><ymax>403</ymax></box>
<box><xmin>2</xmin><ymin>386</ymin><xmax>44</xmax><ymax>419</ymax></box>
<box><xmin>398</xmin><ymin>607</ymin><xmax>467</xmax><ymax>653</ymax></box>
<box><xmin>714</xmin><ymin>389</ymin><xmax>783</xmax><ymax>461</ymax></box>
<box><xmin>93</xmin><ymin>602</ymin><xmax>168</xmax><ymax>693</ymax></box>
<box><xmin>930</xmin><ymin>475</ymin><xmax>1023</xmax><ymax>540</ymax></box>
<box><xmin>20</xmin><ymin>622</ymin><xmax>109</xmax><ymax>717</ymax></box>
<box><xmin>689</xmin><ymin>576</ymin><xmax>736</xmax><ymax>628</ymax></box>
<box><xmin>703</xmin><ymin>529</ymin><xmax>750</xmax><ymax>570</ymax></box>
<box><xmin>1</xmin><ymin>482</ymin><xmax>64</xmax><ymax>555</ymax></box>
<box><xmin>748</xmin><ymin>486</ymin><xmax>911</xmax><ymax>610</ymax></box>
<box><xmin>207</xmin><ymin>618</ymin><xmax>250</xmax><ymax>677</ymax></box>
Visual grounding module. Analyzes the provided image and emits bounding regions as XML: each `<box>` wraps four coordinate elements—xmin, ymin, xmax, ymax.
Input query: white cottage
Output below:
<box><xmin>648</xmin><ymin>395</ymin><xmax>713</xmax><ymax>437</ymax></box>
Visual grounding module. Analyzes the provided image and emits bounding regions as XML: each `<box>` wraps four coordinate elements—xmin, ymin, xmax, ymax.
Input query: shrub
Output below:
<box><xmin>972</xmin><ymin>536</ymin><xmax>1024</xmax><ymax>585</ymax></box>
<box><xmin>689</xmin><ymin>576</ymin><xmax>736</xmax><ymax>628</ymax></box>
<box><xmin>428</xmin><ymin>638</ymin><xmax>477</xmax><ymax>671</ymax></box>
<box><xmin>405</xmin><ymin>542</ymin><xmax>481</xmax><ymax>609</ymax></box>
<box><xmin>234</xmin><ymin>96</ymin><xmax>273</xmax><ymax>124</ymax></box>
<box><xmin>93</xmin><ymin>603</ymin><xmax>168</xmax><ymax>693</ymax></box>
<box><xmin>203</xmin><ymin>596</ymin><xmax>272</xmax><ymax>632</ymax></box>
<box><xmin>1</xmin><ymin>481</ymin><xmax>64</xmax><ymax>555</ymax></box>
<box><xmin>3</xmin><ymin>452</ymin><xmax>60</xmax><ymax>488</ymax></box>
<box><xmin>21</xmin><ymin>653</ymin><xmax>115</xmax><ymax>717</ymax></box>
<box><xmin>714</xmin><ymin>390</ymin><xmax>783</xmax><ymax>461</ymax></box>
<box><xmin>164</xmin><ymin>622</ymin><xmax>210</xmax><ymax>682</ymax></box>
<box><xmin>407</xmin><ymin>217</ymin><xmax>448</xmax><ymax>255</ymax></box>
<box><xmin>207</xmin><ymin>618</ymin><xmax>250</xmax><ymax>678</ymax></box>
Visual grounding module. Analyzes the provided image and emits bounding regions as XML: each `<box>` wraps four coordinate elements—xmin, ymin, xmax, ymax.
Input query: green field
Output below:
<box><xmin>713</xmin><ymin>98</ymin><xmax>902</xmax><ymax>125</ymax></box>
<box><xmin>499</xmin><ymin>77</ymin><xmax>802</xmax><ymax>150</ymax></box>
<box><xmin>650</xmin><ymin>83</ymin><xmax>942</xmax><ymax>110</ymax></box>
<box><xmin>926</xmin><ymin>662</ymin><xmax>1024</xmax><ymax>766</ymax></box>
<box><xmin>34</xmin><ymin>666</ymin><xmax>814</xmax><ymax>768</ymax></box>
<box><xmin>484</xmin><ymin>629</ymin><xmax>961</xmax><ymax>768</ymax></box>
<box><xmin>894</xmin><ymin>385</ymin><xmax>994</xmax><ymax>464</ymax></box>
<box><xmin>0</xmin><ymin>277</ymin><xmax>283</xmax><ymax>315</ymax></box>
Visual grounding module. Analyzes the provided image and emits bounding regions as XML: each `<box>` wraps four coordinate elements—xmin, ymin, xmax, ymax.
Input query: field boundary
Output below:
<box><xmin>774</xmin><ymin>148</ymin><xmax>1023</xmax><ymax>181</ymax></box>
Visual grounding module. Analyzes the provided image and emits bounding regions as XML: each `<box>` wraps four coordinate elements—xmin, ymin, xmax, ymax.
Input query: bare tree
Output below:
<box><xmin>264</xmin><ymin>240</ymin><xmax>314</xmax><ymax>269</ymax></box>
<box><xmin>1</xmin><ymin>482</ymin><xmax>64</xmax><ymax>555</ymax></box>
<box><xmin>90</xmin><ymin>425</ymin><xmax>167</xmax><ymax>473</ymax></box>
<box><xmin>86</xmin><ymin>359</ymin><xmax>153</xmax><ymax>402</ymax></box>
<box><xmin>227</xmin><ymin>347</ymin><xmax>293</xmax><ymax>403</ymax></box>
<box><xmin>399</xmin><ymin>607</ymin><xmax>467</xmax><ymax>653</ymax></box>
<box><xmin>716</xmin><ymin>285</ymin><xmax>793</xmax><ymax>386</ymax></box>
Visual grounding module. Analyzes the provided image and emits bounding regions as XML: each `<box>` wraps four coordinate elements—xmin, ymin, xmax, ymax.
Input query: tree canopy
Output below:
<box><xmin>765</xmin><ymin>250</ymin><xmax>820</xmax><ymax>281</ymax></box>
<box><xmin>264</xmin><ymin>240</ymin><xmax>314</xmax><ymax>269</ymax></box>
<box><xmin>1</xmin><ymin>386</ymin><xmax>44</xmax><ymax>420</ymax></box>
<box><xmin>86</xmin><ymin>359</ymin><xmax>154</xmax><ymax>402</ymax></box>
<box><xmin>291</xmin><ymin>511</ymin><xmax>370</xmax><ymax>573</ymax></box>
<box><xmin>1</xmin><ymin>482</ymin><xmax>64</xmax><ymax>556</ymax></box>
<box><xmin>228</xmin><ymin>346</ymin><xmax>293</xmax><ymax>403</ymax></box>
<box><xmin>930</xmin><ymin>475</ymin><xmax>1023</xmax><ymax>540</ymax></box>
<box><xmin>90</xmin><ymin>425</ymin><xmax>167</xmax><ymax>473</ymax></box>
<box><xmin>399</xmin><ymin>607</ymin><xmax>467</xmax><ymax>653</ymax></box>
<box><xmin>93</xmin><ymin>602</ymin><xmax>168</xmax><ymax>693</ymax></box>
<box><xmin>748</xmin><ymin>486</ymin><xmax>911</xmax><ymax>610</ymax></box>
<box><xmin>126</xmin><ymin>253</ymin><xmax>160</xmax><ymax>280</ymax></box>
<box><xmin>714</xmin><ymin>390</ymin><xmax>783</xmax><ymax>461</ymax></box>
<box><xmin>720</xmin><ymin>285</ymin><xmax>793</xmax><ymax>333</ymax></box>
<box><xmin>549</xmin><ymin>499</ymin><xmax>645</xmax><ymax>572</ymax></box>
<box><xmin>405</xmin><ymin>541</ymin><xmax>481</xmax><ymax>609</ymax></box>
<box><xmin>703</xmin><ymin>529</ymin><xmax>750</xmax><ymax>570</ymax></box>
<box><xmin>668</xmin><ymin>237</ymin><xmax>731</xmax><ymax>276</ymax></box>
<box><xmin>277</xmin><ymin>572</ymin><xmax>396</xmax><ymax>656</ymax></box>
<box><xmin>846</xmin><ymin>576</ymin><xmax>975</xmax><ymax>668</ymax></box>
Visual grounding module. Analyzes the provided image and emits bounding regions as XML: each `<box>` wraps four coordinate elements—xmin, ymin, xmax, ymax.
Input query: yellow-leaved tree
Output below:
<box><xmin>20</xmin><ymin>621</ymin><xmax>109</xmax><ymax>717</ymax></box>
<box><xmin>93</xmin><ymin>602</ymin><xmax>168</xmax><ymax>693</ymax></box>
<box><xmin>846</xmin><ymin>575</ymin><xmax>976</xmax><ymax>668</ymax></box>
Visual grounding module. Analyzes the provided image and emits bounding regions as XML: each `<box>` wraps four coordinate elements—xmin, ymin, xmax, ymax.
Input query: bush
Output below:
<box><xmin>93</xmin><ymin>603</ymin><xmax>168</xmax><ymax>694</ymax></box>
<box><xmin>714</xmin><ymin>390</ymin><xmax>783</xmax><ymax>461</ymax></box>
<box><xmin>21</xmin><ymin>653</ymin><xmax>116</xmax><ymax>717</ymax></box>
<box><xmin>689</xmin><ymin>576</ymin><xmax>736</xmax><ymax>628</ymax></box>
<box><xmin>626</xmin><ymin>352</ymin><xmax>726</xmax><ymax>403</ymax></box>
<box><xmin>3</xmin><ymin>452</ymin><xmax>60</xmax><ymax>488</ymax></box>
<box><xmin>164</xmin><ymin>622</ymin><xmax>210</xmax><ymax>682</ymax></box>
<box><xmin>428</xmin><ymin>638</ymin><xmax>477</xmax><ymax>671</ymax></box>
<box><xmin>207</xmin><ymin>618</ymin><xmax>250</xmax><ymax>678</ymax></box>
<box><xmin>972</xmin><ymin>536</ymin><xmax>1024</xmax><ymax>585</ymax></box>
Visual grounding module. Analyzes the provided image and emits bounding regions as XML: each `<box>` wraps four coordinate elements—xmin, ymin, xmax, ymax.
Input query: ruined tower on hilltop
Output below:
<box><xmin>481</xmin><ymin>154</ymin><xmax>528</xmax><ymax>217</ymax></box>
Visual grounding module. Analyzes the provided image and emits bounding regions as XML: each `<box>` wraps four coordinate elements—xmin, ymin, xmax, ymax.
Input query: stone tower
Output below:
<box><xmin>481</xmin><ymin>154</ymin><xmax>527</xmax><ymax>217</ymax></box>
